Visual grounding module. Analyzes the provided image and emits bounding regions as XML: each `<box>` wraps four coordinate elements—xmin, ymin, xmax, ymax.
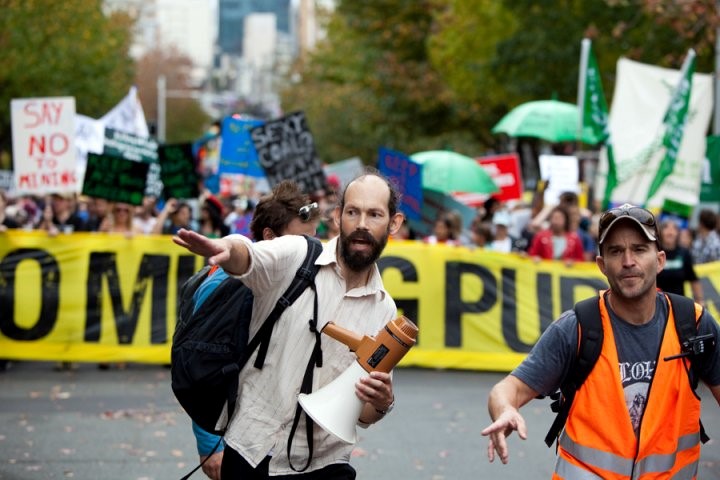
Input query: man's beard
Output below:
<box><xmin>339</xmin><ymin>227</ymin><xmax>389</xmax><ymax>272</ymax></box>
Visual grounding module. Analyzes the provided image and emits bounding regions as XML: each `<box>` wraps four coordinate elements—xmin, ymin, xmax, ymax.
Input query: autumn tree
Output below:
<box><xmin>639</xmin><ymin>0</ymin><xmax>719</xmax><ymax>70</ymax></box>
<box><xmin>135</xmin><ymin>46</ymin><xmax>211</xmax><ymax>144</ymax></box>
<box><xmin>0</xmin><ymin>0</ymin><xmax>135</xmax><ymax>167</ymax></box>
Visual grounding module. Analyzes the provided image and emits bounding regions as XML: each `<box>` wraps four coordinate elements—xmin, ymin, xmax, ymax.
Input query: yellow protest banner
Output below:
<box><xmin>1</xmin><ymin>232</ymin><xmax>718</xmax><ymax>371</ymax></box>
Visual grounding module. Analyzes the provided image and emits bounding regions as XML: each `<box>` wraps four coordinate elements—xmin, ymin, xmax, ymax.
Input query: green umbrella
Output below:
<box><xmin>492</xmin><ymin>99</ymin><xmax>601</xmax><ymax>144</ymax></box>
<box><xmin>410</xmin><ymin>150</ymin><xmax>499</xmax><ymax>195</ymax></box>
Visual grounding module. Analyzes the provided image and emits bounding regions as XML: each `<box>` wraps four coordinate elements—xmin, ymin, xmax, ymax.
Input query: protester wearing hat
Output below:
<box><xmin>487</xmin><ymin>210</ymin><xmax>516</xmax><ymax>253</ymax></box>
<box><xmin>199</xmin><ymin>194</ymin><xmax>230</xmax><ymax>239</ymax></box>
<box><xmin>483</xmin><ymin>203</ymin><xmax>720</xmax><ymax>476</ymax></box>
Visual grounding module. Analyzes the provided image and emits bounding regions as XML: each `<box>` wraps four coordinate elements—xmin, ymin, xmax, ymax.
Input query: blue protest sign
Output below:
<box><xmin>219</xmin><ymin>117</ymin><xmax>264</xmax><ymax>177</ymax></box>
<box><xmin>377</xmin><ymin>147</ymin><xmax>422</xmax><ymax>220</ymax></box>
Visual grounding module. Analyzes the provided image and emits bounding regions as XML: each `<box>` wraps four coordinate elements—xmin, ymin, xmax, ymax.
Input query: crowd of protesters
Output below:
<box><xmin>0</xmin><ymin>180</ymin><xmax>719</xmax><ymax>375</ymax></box>
<box><xmin>2</xmin><ymin>185</ymin><xmax>720</xmax><ymax>267</ymax></box>
<box><xmin>1</xmin><ymin>183</ymin><xmax>719</xmax><ymax>304</ymax></box>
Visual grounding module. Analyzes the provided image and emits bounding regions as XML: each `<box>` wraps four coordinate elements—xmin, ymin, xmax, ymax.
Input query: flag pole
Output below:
<box><xmin>577</xmin><ymin>38</ymin><xmax>591</xmax><ymax>143</ymax></box>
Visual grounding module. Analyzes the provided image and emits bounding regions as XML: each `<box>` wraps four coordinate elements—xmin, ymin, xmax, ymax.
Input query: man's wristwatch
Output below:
<box><xmin>375</xmin><ymin>398</ymin><xmax>395</xmax><ymax>415</ymax></box>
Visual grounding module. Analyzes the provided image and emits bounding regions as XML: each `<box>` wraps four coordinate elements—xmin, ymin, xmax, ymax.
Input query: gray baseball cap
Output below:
<box><xmin>598</xmin><ymin>203</ymin><xmax>658</xmax><ymax>246</ymax></box>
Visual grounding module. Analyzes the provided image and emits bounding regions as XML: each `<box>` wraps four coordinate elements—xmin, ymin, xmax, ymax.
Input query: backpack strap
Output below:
<box><xmin>175</xmin><ymin>265</ymin><xmax>213</xmax><ymax>335</ymax></box>
<box><xmin>287</xmin><ymin>282</ymin><xmax>322</xmax><ymax>472</ymax></box>
<box><xmin>544</xmin><ymin>296</ymin><xmax>604</xmax><ymax>447</ymax></box>
<box><xmin>252</xmin><ymin>235</ymin><xmax>323</xmax><ymax>369</ymax></box>
<box><xmin>664</xmin><ymin>292</ymin><xmax>710</xmax><ymax>444</ymax></box>
<box><xmin>223</xmin><ymin>236</ymin><xmax>323</xmax><ymax>428</ymax></box>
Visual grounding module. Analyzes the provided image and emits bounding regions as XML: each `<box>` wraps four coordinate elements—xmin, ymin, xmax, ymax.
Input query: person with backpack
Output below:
<box><xmin>182</xmin><ymin>180</ymin><xmax>322</xmax><ymax>480</ymax></box>
<box><xmin>173</xmin><ymin>169</ymin><xmax>405</xmax><ymax>479</ymax></box>
<box><xmin>481</xmin><ymin>203</ymin><xmax>720</xmax><ymax>478</ymax></box>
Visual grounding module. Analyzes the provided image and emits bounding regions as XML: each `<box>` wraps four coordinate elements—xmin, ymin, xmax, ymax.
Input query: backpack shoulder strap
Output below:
<box><xmin>247</xmin><ymin>235</ymin><xmax>323</xmax><ymax>369</ymax></box>
<box><xmin>665</xmin><ymin>292</ymin><xmax>710</xmax><ymax>443</ymax></box>
<box><xmin>175</xmin><ymin>265</ymin><xmax>213</xmax><ymax>335</ymax></box>
<box><xmin>665</xmin><ymin>292</ymin><xmax>701</xmax><ymax>360</ymax></box>
<box><xmin>544</xmin><ymin>296</ymin><xmax>604</xmax><ymax>447</ymax></box>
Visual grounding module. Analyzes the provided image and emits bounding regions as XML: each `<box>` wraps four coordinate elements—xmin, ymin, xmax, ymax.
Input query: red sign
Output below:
<box><xmin>451</xmin><ymin>153</ymin><xmax>523</xmax><ymax>207</ymax></box>
<box><xmin>478</xmin><ymin>153</ymin><xmax>523</xmax><ymax>202</ymax></box>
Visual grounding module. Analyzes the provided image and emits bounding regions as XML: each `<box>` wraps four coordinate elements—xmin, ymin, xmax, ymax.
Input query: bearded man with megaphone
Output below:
<box><xmin>173</xmin><ymin>170</ymin><xmax>406</xmax><ymax>479</ymax></box>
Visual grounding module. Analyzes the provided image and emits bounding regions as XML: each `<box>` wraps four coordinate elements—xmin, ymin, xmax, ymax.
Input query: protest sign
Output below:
<box><xmin>82</xmin><ymin>153</ymin><xmax>148</xmax><ymax>205</ymax></box>
<box><xmin>452</xmin><ymin>153</ymin><xmax>523</xmax><ymax>207</ymax></box>
<box><xmin>102</xmin><ymin>128</ymin><xmax>161</xmax><ymax>197</ymax></box>
<box><xmin>103</xmin><ymin>128</ymin><xmax>158</xmax><ymax>163</ymax></box>
<box><xmin>158</xmin><ymin>144</ymin><xmax>199</xmax><ymax>200</ymax></box>
<box><xmin>539</xmin><ymin>155</ymin><xmax>579</xmax><ymax>205</ymax></box>
<box><xmin>377</xmin><ymin>147</ymin><xmax>422</xmax><ymax>220</ymax></box>
<box><xmin>250</xmin><ymin>111</ymin><xmax>326</xmax><ymax>193</ymax></box>
<box><xmin>219</xmin><ymin>116</ymin><xmax>264</xmax><ymax>177</ymax></box>
<box><xmin>11</xmin><ymin>97</ymin><xmax>78</xmax><ymax>195</ymax></box>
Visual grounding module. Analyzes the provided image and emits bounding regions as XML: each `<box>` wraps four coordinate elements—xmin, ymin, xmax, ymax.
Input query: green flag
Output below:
<box><xmin>577</xmin><ymin>38</ymin><xmax>615</xmax><ymax>208</ymax></box>
<box><xmin>701</xmin><ymin>135</ymin><xmax>720</xmax><ymax>202</ymax></box>
<box><xmin>645</xmin><ymin>49</ymin><xmax>696</xmax><ymax>202</ymax></box>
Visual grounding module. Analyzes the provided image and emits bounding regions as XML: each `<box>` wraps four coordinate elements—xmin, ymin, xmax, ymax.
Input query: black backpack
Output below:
<box><xmin>171</xmin><ymin>235</ymin><xmax>323</xmax><ymax>436</ymax></box>
<box><xmin>544</xmin><ymin>292</ymin><xmax>715</xmax><ymax>447</ymax></box>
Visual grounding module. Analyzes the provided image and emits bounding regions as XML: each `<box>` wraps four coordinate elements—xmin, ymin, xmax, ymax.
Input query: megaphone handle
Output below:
<box><xmin>322</xmin><ymin>322</ymin><xmax>363</xmax><ymax>351</ymax></box>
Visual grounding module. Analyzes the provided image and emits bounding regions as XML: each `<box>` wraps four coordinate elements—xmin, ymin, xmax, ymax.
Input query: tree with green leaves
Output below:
<box><xmin>281</xmin><ymin>0</ymin><xmax>717</xmax><ymax>167</ymax></box>
<box><xmin>283</xmin><ymin>0</ymin><xmax>487</xmax><ymax>164</ymax></box>
<box><xmin>0</xmin><ymin>0</ymin><xmax>135</xmax><ymax>168</ymax></box>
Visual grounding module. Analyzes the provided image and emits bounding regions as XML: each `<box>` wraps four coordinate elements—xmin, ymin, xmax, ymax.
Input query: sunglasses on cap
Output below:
<box><xmin>298</xmin><ymin>202</ymin><xmax>319</xmax><ymax>222</ymax></box>
<box><xmin>598</xmin><ymin>204</ymin><xmax>657</xmax><ymax>245</ymax></box>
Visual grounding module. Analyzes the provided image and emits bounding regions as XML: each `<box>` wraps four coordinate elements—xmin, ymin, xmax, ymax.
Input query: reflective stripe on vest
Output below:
<box><xmin>553</xmin><ymin>292</ymin><xmax>702</xmax><ymax>480</ymax></box>
<box><xmin>556</xmin><ymin>432</ymin><xmax>700</xmax><ymax>478</ymax></box>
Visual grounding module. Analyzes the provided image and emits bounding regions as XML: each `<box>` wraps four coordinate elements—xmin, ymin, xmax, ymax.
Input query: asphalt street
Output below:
<box><xmin>0</xmin><ymin>362</ymin><xmax>718</xmax><ymax>480</ymax></box>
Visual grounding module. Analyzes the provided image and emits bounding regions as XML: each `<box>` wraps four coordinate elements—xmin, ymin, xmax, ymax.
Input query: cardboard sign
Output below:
<box><xmin>11</xmin><ymin>97</ymin><xmax>77</xmax><ymax>195</ymax></box>
<box><xmin>159</xmin><ymin>144</ymin><xmax>199</xmax><ymax>200</ymax></box>
<box><xmin>82</xmin><ymin>153</ymin><xmax>148</xmax><ymax>205</ymax></box>
<box><xmin>250</xmin><ymin>111</ymin><xmax>326</xmax><ymax>193</ymax></box>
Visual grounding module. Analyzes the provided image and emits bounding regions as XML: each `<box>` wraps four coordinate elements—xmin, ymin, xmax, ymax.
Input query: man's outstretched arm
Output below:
<box><xmin>481</xmin><ymin>374</ymin><xmax>539</xmax><ymax>464</ymax></box>
<box><xmin>173</xmin><ymin>229</ymin><xmax>251</xmax><ymax>276</ymax></box>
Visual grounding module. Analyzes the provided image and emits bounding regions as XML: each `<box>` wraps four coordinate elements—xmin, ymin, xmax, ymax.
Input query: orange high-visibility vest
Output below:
<box><xmin>553</xmin><ymin>292</ymin><xmax>703</xmax><ymax>480</ymax></box>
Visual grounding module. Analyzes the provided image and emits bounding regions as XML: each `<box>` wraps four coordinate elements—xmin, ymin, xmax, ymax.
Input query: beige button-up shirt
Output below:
<box><xmin>222</xmin><ymin>234</ymin><xmax>397</xmax><ymax>474</ymax></box>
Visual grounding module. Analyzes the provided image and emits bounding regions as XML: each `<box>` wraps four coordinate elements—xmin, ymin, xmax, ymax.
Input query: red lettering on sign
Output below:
<box><xmin>23</xmin><ymin>101</ymin><xmax>64</xmax><ymax>128</ymax></box>
<box><xmin>28</xmin><ymin>134</ymin><xmax>69</xmax><ymax>156</ymax></box>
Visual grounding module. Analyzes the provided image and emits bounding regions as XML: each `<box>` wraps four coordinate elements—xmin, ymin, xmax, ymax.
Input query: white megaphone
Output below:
<box><xmin>297</xmin><ymin>315</ymin><xmax>418</xmax><ymax>443</ymax></box>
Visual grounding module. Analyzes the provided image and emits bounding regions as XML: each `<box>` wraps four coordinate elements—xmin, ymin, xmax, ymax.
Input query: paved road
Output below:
<box><xmin>0</xmin><ymin>362</ymin><xmax>718</xmax><ymax>480</ymax></box>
